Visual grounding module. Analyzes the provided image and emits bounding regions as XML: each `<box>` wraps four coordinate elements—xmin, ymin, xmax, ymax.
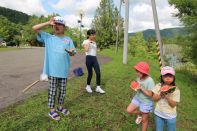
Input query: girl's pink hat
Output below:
<box><xmin>161</xmin><ymin>66</ymin><xmax>175</xmax><ymax>75</ymax></box>
<box><xmin>134</xmin><ymin>61</ymin><xmax>149</xmax><ymax>75</ymax></box>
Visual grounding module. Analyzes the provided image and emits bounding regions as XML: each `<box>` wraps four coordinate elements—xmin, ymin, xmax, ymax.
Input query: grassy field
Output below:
<box><xmin>0</xmin><ymin>47</ymin><xmax>20</xmax><ymax>52</ymax></box>
<box><xmin>0</xmin><ymin>49</ymin><xmax>196</xmax><ymax>131</ymax></box>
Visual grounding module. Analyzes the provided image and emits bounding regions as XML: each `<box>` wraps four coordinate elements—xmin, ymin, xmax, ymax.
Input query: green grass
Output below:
<box><xmin>0</xmin><ymin>47</ymin><xmax>20</xmax><ymax>52</ymax></box>
<box><xmin>0</xmin><ymin>49</ymin><xmax>196</xmax><ymax>131</ymax></box>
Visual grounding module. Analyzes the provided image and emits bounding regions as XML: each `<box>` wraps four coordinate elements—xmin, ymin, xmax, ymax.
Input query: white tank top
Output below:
<box><xmin>82</xmin><ymin>39</ymin><xmax>97</xmax><ymax>56</ymax></box>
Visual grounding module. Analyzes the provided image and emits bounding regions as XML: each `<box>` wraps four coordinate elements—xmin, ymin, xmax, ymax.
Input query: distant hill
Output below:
<box><xmin>0</xmin><ymin>6</ymin><xmax>29</xmax><ymax>24</ymax></box>
<box><xmin>129</xmin><ymin>27</ymin><xmax>187</xmax><ymax>40</ymax></box>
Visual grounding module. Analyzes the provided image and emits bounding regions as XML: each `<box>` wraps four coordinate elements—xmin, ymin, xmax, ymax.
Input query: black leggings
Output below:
<box><xmin>86</xmin><ymin>55</ymin><xmax>101</xmax><ymax>86</ymax></box>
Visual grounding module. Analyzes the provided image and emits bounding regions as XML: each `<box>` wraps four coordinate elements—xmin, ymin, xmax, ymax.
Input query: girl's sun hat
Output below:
<box><xmin>134</xmin><ymin>61</ymin><xmax>149</xmax><ymax>75</ymax></box>
<box><xmin>161</xmin><ymin>66</ymin><xmax>175</xmax><ymax>76</ymax></box>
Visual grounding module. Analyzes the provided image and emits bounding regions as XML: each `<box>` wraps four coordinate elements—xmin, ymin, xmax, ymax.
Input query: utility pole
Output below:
<box><xmin>151</xmin><ymin>0</ymin><xmax>164</xmax><ymax>66</ymax></box>
<box><xmin>115</xmin><ymin>0</ymin><xmax>122</xmax><ymax>54</ymax></box>
<box><xmin>123</xmin><ymin>0</ymin><xmax>129</xmax><ymax>64</ymax></box>
<box><xmin>78</xmin><ymin>10</ymin><xmax>84</xmax><ymax>50</ymax></box>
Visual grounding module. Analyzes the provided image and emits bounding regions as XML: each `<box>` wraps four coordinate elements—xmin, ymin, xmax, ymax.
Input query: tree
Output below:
<box><xmin>22</xmin><ymin>15</ymin><xmax>52</xmax><ymax>46</ymax></box>
<box><xmin>0</xmin><ymin>16</ymin><xmax>21</xmax><ymax>42</ymax></box>
<box><xmin>147</xmin><ymin>37</ymin><xmax>158</xmax><ymax>59</ymax></box>
<box><xmin>128</xmin><ymin>32</ymin><xmax>148</xmax><ymax>57</ymax></box>
<box><xmin>64</xmin><ymin>27</ymin><xmax>83</xmax><ymax>48</ymax></box>
<box><xmin>91</xmin><ymin>0</ymin><xmax>124</xmax><ymax>50</ymax></box>
<box><xmin>169</xmin><ymin>0</ymin><xmax>197</xmax><ymax>64</ymax></box>
<box><xmin>0</xmin><ymin>6</ymin><xmax>29</xmax><ymax>24</ymax></box>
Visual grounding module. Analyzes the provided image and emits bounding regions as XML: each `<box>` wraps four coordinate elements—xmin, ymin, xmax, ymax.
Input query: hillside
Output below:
<box><xmin>129</xmin><ymin>27</ymin><xmax>187</xmax><ymax>40</ymax></box>
<box><xmin>0</xmin><ymin>6</ymin><xmax>29</xmax><ymax>24</ymax></box>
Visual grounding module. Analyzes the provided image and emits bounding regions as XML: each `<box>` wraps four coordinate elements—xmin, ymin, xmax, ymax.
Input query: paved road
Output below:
<box><xmin>0</xmin><ymin>48</ymin><xmax>111</xmax><ymax>110</ymax></box>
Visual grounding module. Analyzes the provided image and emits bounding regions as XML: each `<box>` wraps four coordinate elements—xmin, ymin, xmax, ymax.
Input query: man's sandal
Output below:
<box><xmin>57</xmin><ymin>107</ymin><xmax>70</xmax><ymax>116</ymax></box>
<box><xmin>48</xmin><ymin>111</ymin><xmax>60</xmax><ymax>121</ymax></box>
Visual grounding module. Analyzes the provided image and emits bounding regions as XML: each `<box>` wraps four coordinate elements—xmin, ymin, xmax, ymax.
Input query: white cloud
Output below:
<box><xmin>52</xmin><ymin>0</ymin><xmax>100</xmax><ymax>17</ymax></box>
<box><xmin>63</xmin><ymin>14</ymin><xmax>93</xmax><ymax>29</ymax></box>
<box><xmin>127</xmin><ymin>0</ymin><xmax>182</xmax><ymax>32</ymax></box>
<box><xmin>0</xmin><ymin>0</ymin><xmax>47</xmax><ymax>16</ymax></box>
<box><xmin>77</xmin><ymin>0</ymin><xmax>101</xmax><ymax>16</ymax></box>
<box><xmin>51</xmin><ymin>0</ymin><xmax>74</xmax><ymax>10</ymax></box>
<box><xmin>52</xmin><ymin>0</ymin><xmax>101</xmax><ymax>28</ymax></box>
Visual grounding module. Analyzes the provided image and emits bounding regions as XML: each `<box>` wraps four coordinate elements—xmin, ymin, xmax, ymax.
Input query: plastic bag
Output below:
<box><xmin>40</xmin><ymin>73</ymin><xmax>48</xmax><ymax>81</ymax></box>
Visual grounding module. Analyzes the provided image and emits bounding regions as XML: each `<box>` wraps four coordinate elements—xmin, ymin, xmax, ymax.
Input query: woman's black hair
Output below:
<box><xmin>87</xmin><ymin>29</ymin><xmax>96</xmax><ymax>39</ymax></box>
<box><xmin>160</xmin><ymin>75</ymin><xmax>176</xmax><ymax>86</ymax></box>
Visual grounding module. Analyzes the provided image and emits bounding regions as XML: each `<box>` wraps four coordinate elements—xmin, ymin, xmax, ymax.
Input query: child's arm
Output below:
<box><xmin>83</xmin><ymin>42</ymin><xmax>90</xmax><ymax>52</ymax></box>
<box><xmin>32</xmin><ymin>18</ymin><xmax>55</xmax><ymax>33</ymax></box>
<box><xmin>165</xmin><ymin>94</ymin><xmax>177</xmax><ymax>108</ymax></box>
<box><xmin>138</xmin><ymin>86</ymin><xmax>153</xmax><ymax>97</ymax></box>
<box><xmin>152</xmin><ymin>93</ymin><xmax>162</xmax><ymax>101</ymax></box>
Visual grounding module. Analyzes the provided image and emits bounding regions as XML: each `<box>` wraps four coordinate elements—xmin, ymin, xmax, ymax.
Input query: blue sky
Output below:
<box><xmin>0</xmin><ymin>0</ymin><xmax>182</xmax><ymax>32</ymax></box>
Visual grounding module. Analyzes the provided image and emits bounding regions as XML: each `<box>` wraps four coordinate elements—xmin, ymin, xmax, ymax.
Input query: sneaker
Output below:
<box><xmin>135</xmin><ymin>115</ymin><xmax>142</xmax><ymax>124</ymax></box>
<box><xmin>96</xmin><ymin>86</ymin><xmax>105</xmax><ymax>94</ymax></box>
<box><xmin>86</xmin><ymin>85</ymin><xmax>92</xmax><ymax>93</ymax></box>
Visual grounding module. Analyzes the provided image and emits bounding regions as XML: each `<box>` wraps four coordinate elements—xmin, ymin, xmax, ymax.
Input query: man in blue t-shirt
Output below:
<box><xmin>32</xmin><ymin>16</ymin><xmax>76</xmax><ymax>121</ymax></box>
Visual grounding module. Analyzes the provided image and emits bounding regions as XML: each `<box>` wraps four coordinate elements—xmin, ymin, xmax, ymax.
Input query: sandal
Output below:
<box><xmin>135</xmin><ymin>115</ymin><xmax>142</xmax><ymax>124</ymax></box>
<box><xmin>48</xmin><ymin>111</ymin><xmax>60</xmax><ymax>121</ymax></box>
<box><xmin>57</xmin><ymin>107</ymin><xmax>70</xmax><ymax>116</ymax></box>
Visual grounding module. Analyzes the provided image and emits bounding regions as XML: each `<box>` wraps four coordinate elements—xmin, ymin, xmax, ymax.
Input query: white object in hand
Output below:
<box><xmin>40</xmin><ymin>73</ymin><xmax>48</xmax><ymax>81</ymax></box>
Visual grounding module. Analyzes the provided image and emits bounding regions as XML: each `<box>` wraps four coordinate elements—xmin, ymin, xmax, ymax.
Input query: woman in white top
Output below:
<box><xmin>82</xmin><ymin>29</ymin><xmax>105</xmax><ymax>94</ymax></box>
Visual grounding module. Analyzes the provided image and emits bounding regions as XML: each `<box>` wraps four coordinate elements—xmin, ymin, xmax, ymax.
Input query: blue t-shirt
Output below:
<box><xmin>37</xmin><ymin>31</ymin><xmax>76</xmax><ymax>78</ymax></box>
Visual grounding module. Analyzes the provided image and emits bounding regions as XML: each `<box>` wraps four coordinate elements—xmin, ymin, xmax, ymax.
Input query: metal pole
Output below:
<box><xmin>80</xmin><ymin>14</ymin><xmax>82</xmax><ymax>50</ymax></box>
<box><xmin>156</xmin><ymin>41</ymin><xmax>163</xmax><ymax>70</ymax></box>
<box><xmin>151</xmin><ymin>0</ymin><xmax>164</xmax><ymax>66</ymax></box>
<box><xmin>115</xmin><ymin>0</ymin><xmax>122</xmax><ymax>54</ymax></box>
<box><xmin>123</xmin><ymin>0</ymin><xmax>129</xmax><ymax>64</ymax></box>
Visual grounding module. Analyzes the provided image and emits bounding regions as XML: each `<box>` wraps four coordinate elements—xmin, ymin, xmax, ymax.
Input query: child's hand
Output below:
<box><xmin>164</xmin><ymin>93</ymin><xmax>172</xmax><ymax>99</ymax></box>
<box><xmin>49</xmin><ymin>17</ymin><xmax>56</xmax><ymax>26</ymax></box>
<box><xmin>65</xmin><ymin>49</ymin><xmax>75</xmax><ymax>56</ymax></box>
<box><xmin>69</xmin><ymin>49</ymin><xmax>75</xmax><ymax>56</ymax></box>
<box><xmin>138</xmin><ymin>86</ymin><xmax>143</xmax><ymax>90</ymax></box>
<box><xmin>65</xmin><ymin>48</ymin><xmax>75</xmax><ymax>56</ymax></box>
<box><xmin>160</xmin><ymin>92</ymin><xmax>166</xmax><ymax>98</ymax></box>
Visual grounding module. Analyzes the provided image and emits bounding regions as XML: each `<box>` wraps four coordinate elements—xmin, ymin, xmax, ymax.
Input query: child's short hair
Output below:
<box><xmin>87</xmin><ymin>29</ymin><xmax>96</xmax><ymax>38</ymax></box>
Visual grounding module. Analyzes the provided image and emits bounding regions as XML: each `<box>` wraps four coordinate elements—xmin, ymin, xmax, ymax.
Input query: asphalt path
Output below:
<box><xmin>0</xmin><ymin>47</ymin><xmax>111</xmax><ymax>110</ymax></box>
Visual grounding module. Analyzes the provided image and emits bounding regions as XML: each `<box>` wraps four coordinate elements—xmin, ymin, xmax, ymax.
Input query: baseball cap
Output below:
<box><xmin>54</xmin><ymin>16</ymin><xmax>65</xmax><ymax>26</ymax></box>
<box><xmin>161</xmin><ymin>66</ymin><xmax>175</xmax><ymax>76</ymax></box>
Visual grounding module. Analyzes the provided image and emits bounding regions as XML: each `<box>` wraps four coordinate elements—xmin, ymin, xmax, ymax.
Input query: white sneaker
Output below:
<box><xmin>96</xmin><ymin>86</ymin><xmax>105</xmax><ymax>94</ymax></box>
<box><xmin>135</xmin><ymin>115</ymin><xmax>142</xmax><ymax>124</ymax></box>
<box><xmin>86</xmin><ymin>85</ymin><xmax>92</xmax><ymax>93</ymax></box>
